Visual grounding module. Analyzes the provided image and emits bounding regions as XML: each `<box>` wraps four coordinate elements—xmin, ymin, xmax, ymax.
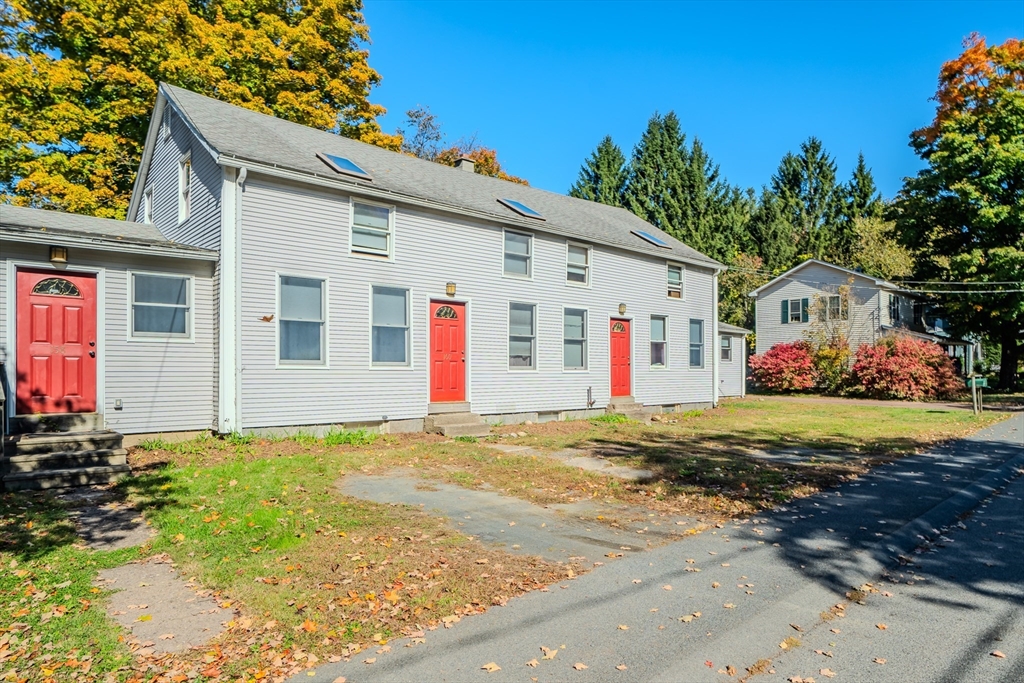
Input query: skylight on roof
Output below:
<box><xmin>498</xmin><ymin>198</ymin><xmax>545</xmax><ymax>220</ymax></box>
<box><xmin>631</xmin><ymin>230</ymin><xmax>671</xmax><ymax>248</ymax></box>
<box><xmin>317</xmin><ymin>152</ymin><xmax>372</xmax><ymax>180</ymax></box>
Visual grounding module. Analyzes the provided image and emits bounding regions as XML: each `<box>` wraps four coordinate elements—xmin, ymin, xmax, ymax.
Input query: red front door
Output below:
<box><xmin>430</xmin><ymin>301</ymin><xmax>466</xmax><ymax>403</ymax></box>
<box><xmin>16</xmin><ymin>269</ymin><xmax>98</xmax><ymax>414</ymax></box>
<box><xmin>610</xmin><ymin>318</ymin><xmax>631</xmax><ymax>397</ymax></box>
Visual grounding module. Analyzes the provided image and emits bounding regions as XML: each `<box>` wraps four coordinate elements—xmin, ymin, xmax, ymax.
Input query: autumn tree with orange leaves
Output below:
<box><xmin>893</xmin><ymin>34</ymin><xmax>1024</xmax><ymax>390</ymax></box>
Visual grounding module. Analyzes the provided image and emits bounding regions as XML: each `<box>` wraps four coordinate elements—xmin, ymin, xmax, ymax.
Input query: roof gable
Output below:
<box><xmin>153</xmin><ymin>83</ymin><xmax>722</xmax><ymax>270</ymax></box>
<box><xmin>747</xmin><ymin>259</ymin><xmax>897</xmax><ymax>298</ymax></box>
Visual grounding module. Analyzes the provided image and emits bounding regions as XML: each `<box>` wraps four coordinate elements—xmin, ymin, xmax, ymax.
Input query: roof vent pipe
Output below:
<box><xmin>455</xmin><ymin>156</ymin><xmax>475</xmax><ymax>173</ymax></box>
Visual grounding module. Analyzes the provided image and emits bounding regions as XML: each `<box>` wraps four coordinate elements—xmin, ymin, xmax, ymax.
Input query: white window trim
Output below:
<box><xmin>507</xmin><ymin>301</ymin><xmax>539</xmax><ymax>372</ymax></box>
<box><xmin>650</xmin><ymin>314</ymin><xmax>668</xmax><ymax>369</ymax></box>
<box><xmin>275</xmin><ymin>271</ymin><xmax>329</xmax><ymax>369</ymax></box>
<box><xmin>667</xmin><ymin>262</ymin><xmax>685</xmax><ymax>300</ymax></box>
<box><xmin>369</xmin><ymin>283</ymin><xmax>413</xmax><ymax>369</ymax></box>
<box><xmin>349</xmin><ymin>196</ymin><xmax>396</xmax><ymax>261</ymax></box>
<box><xmin>565</xmin><ymin>241</ymin><xmax>592</xmax><ymax>288</ymax></box>
<box><xmin>502</xmin><ymin>228</ymin><xmax>534</xmax><ymax>280</ymax></box>
<box><xmin>562</xmin><ymin>305</ymin><xmax>589</xmax><ymax>372</ymax></box>
<box><xmin>689</xmin><ymin>318</ymin><xmax>705</xmax><ymax>369</ymax></box>
<box><xmin>142</xmin><ymin>188</ymin><xmax>153</xmax><ymax>224</ymax></box>
<box><xmin>721</xmin><ymin>335</ymin><xmax>733</xmax><ymax>362</ymax></box>
<box><xmin>178</xmin><ymin>152</ymin><xmax>191</xmax><ymax>225</ymax></box>
<box><xmin>788</xmin><ymin>298</ymin><xmax>802</xmax><ymax>324</ymax></box>
<box><xmin>824</xmin><ymin>294</ymin><xmax>848</xmax><ymax>321</ymax></box>
<box><xmin>127</xmin><ymin>270</ymin><xmax>195</xmax><ymax>343</ymax></box>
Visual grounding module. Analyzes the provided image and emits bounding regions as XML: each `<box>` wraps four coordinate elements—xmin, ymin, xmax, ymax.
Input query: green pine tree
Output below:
<box><xmin>769</xmin><ymin>137</ymin><xmax>843</xmax><ymax>261</ymax></box>
<box><xmin>746</xmin><ymin>187</ymin><xmax>798</xmax><ymax>272</ymax></box>
<box><xmin>568</xmin><ymin>135</ymin><xmax>628</xmax><ymax>206</ymax></box>
<box><xmin>830</xmin><ymin>153</ymin><xmax>884</xmax><ymax>265</ymax></box>
<box><xmin>622</xmin><ymin>112</ymin><xmax>688</xmax><ymax>234</ymax></box>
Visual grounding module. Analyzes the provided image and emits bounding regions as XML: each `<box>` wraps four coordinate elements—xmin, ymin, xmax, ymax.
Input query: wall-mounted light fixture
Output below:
<box><xmin>446</xmin><ymin>282</ymin><xmax>457</xmax><ymax>297</ymax></box>
<box><xmin>618</xmin><ymin>303</ymin><xmax>627</xmax><ymax>315</ymax></box>
<box><xmin>49</xmin><ymin>246</ymin><xmax>68</xmax><ymax>264</ymax></box>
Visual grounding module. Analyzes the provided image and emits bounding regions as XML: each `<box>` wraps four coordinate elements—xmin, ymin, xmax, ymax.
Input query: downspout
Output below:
<box><xmin>218</xmin><ymin>166</ymin><xmax>245</xmax><ymax>433</ymax></box>
<box><xmin>712</xmin><ymin>269</ymin><xmax>720</xmax><ymax>408</ymax></box>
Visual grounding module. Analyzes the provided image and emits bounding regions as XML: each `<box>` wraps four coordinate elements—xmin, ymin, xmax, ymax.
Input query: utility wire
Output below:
<box><xmin>725</xmin><ymin>265</ymin><xmax>1024</xmax><ymax>295</ymax></box>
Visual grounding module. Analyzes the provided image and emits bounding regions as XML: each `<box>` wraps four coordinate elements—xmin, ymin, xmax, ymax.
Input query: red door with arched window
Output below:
<box><xmin>610</xmin><ymin>318</ymin><xmax>631</xmax><ymax>397</ymax></box>
<box><xmin>16</xmin><ymin>269</ymin><xmax>98</xmax><ymax>414</ymax></box>
<box><xmin>430</xmin><ymin>301</ymin><xmax>466</xmax><ymax>403</ymax></box>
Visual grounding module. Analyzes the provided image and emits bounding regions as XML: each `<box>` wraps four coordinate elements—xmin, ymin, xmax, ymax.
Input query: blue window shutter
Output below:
<box><xmin>801</xmin><ymin>298</ymin><xmax>809</xmax><ymax>323</ymax></box>
<box><xmin>781</xmin><ymin>299</ymin><xmax>789</xmax><ymax>324</ymax></box>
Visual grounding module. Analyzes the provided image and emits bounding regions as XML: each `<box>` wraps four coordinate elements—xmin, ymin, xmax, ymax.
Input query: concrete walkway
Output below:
<box><xmin>301</xmin><ymin>414</ymin><xmax>1023</xmax><ymax>682</ymax></box>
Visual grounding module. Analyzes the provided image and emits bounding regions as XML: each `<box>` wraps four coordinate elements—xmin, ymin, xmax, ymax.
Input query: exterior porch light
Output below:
<box><xmin>618</xmin><ymin>303</ymin><xmax>627</xmax><ymax>315</ymax></box>
<box><xmin>446</xmin><ymin>282</ymin><xmax>456</xmax><ymax>297</ymax></box>
<box><xmin>49</xmin><ymin>246</ymin><xmax>68</xmax><ymax>264</ymax></box>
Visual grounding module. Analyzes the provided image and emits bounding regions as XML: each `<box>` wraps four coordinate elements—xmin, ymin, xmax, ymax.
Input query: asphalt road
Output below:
<box><xmin>301</xmin><ymin>413</ymin><xmax>1024</xmax><ymax>683</ymax></box>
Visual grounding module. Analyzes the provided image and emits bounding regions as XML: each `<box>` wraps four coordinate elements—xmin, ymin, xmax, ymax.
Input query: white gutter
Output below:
<box><xmin>0</xmin><ymin>230</ymin><xmax>219</xmax><ymax>261</ymax></box>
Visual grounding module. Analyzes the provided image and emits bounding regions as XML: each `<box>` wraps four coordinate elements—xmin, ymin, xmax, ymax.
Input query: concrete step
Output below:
<box><xmin>440</xmin><ymin>422</ymin><xmax>492</xmax><ymax>438</ymax></box>
<box><xmin>4</xmin><ymin>430</ymin><xmax>123</xmax><ymax>456</ymax></box>
<box><xmin>425</xmin><ymin>412</ymin><xmax>487</xmax><ymax>429</ymax></box>
<box><xmin>606</xmin><ymin>402</ymin><xmax>644</xmax><ymax>413</ymax></box>
<box><xmin>427</xmin><ymin>402</ymin><xmax>471</xmax><ymax>415</ymax></box>
<box><xmin>10</xmin><ymin>413</ymin><xmax>104</xmax><ymax>434</ymax></box>
<box><xmin>2</xmin><ymin>464</ymin><xmax>131</xmax><ymax>491</ymax></box>
<box><xmin>4</xmin><ymin>448</ymin><xmax>128</xmax><ymax>474</ymax></box>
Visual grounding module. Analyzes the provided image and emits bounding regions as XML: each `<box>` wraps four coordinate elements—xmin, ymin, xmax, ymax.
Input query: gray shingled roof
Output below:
<box><xmin>0</xmin><ymin>204</ymin><xmax>216</xmax><ymax>257</ymax></box>
<box><xmin>718</xmin><ymin>321</ymin><xmax>751</xmax><ymax>335</ymax></box>
<box><xmin>160</xmin><ymin>84</ymin><xmax>722</xmax><ymax>269</ymax></box>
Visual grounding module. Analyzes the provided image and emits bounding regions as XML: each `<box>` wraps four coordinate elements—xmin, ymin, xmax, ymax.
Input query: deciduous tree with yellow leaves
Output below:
<box><xmin>0</xmin><ymin>0</ymin><xmax>399</xmax><ymax>218</ymax></box>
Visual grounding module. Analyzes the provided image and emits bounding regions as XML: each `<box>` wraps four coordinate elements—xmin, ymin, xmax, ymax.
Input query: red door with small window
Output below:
<box><xmin>430</xmin><ymin>301</ymin><xmax>466</xmax><ymax>403</ymax></box>
<box><xmin>16</xmin><ymin>269</ymin><xmax>98</xmax><ymax>414</ymax></box>
<box><xmin>610</xmin><ymin>318</ymin><xmax>631</xmax><ymax>397</ymax></box>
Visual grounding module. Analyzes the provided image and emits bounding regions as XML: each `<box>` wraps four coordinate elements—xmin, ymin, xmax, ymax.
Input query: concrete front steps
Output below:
<box><xmin>424</xmin><ymin>402</ymin><xmax>492</xmax><ymax>438</ymax></box>
<box><xmin>606</xmin><ymin>397</ymin><xmax>654</xmax><ymax>423</ymax></box>
<box><xmin>2</xmin><ymin>413</ymin><xmax>129</xmax><ymax>491</ymax></box>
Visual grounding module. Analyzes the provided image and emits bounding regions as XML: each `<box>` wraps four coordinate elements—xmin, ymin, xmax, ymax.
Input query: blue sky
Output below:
<box><xmin>363</xmin><ymin>0</ymin><xmax>1021</xmax><ymax>199</ymax></box>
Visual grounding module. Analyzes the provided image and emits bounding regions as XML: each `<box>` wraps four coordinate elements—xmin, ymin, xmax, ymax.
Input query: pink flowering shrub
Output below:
<box><xmin>748</xmin><ymin>341</ymin><xmax>817</xmax><ymax>392</ymax></box>
<box><xmin>852</xmin><ymin>335</ymin><xmax>965</xmax><ymax>400</ymax></box>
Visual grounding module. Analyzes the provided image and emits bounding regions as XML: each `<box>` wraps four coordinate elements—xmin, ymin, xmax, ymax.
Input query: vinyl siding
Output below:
<box><xmin>718</xmin><ymin>334</ymin><xmax>745</xmax><ymax>397</ymax></box>
<box><xmin>134</xmin><ymin>107</ymin><xmax>222</xmax><ymax>250</ymax></box>
<box><xmin>754</xmin><ymin>262</ymin><xmax>881</xmax><ymax>354</ymax></box>
<box><xmin>237</xmin><ymin>175</ymin><xmax>717</xmax><ymax>428</ymax></box>
<box><xmin>1</xmin><ymin>240</ymin><xmax>216</xmax><ymax>433</ymax></box>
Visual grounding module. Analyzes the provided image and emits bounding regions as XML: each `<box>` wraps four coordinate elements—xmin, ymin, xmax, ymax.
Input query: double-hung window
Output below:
<box><xmin>509</xmin><ymin>302</ymin><xmax>536</xmax><ymax>369</ymax></box>
<box><xmin>371</xmin><ymin>286</ymin><xmax>410</xmax><ymax>365</ymax></box>
<box><xmin>351</xmin><ymin>201</ymin><xmax>392</xmax><ymax>258</ymax></box>
<box><xmin>566</xmin><ymin>243</ymin><xmax>590</xmax><ymax>285</ymax></box>
<box><xmin>889</xmin><ymin>294</ymin><xmax>901</xmax><ymax>323</ymax></box>
<box><xmin>667</xmin><ymin>264</ymin><xmax>683</xmax><ymax>298</ymax></box>
<box><xmin>689</xmin><ymin>319</ymin><xmax>705</xmax><ymax>368</ymax></box>
<box><xmin>563</xmin><ymin>308</ymin><xmax>587</xmax><ymax>370</ymax></box>
<box><xmin>721</xmin><ymin>335</ymin><xmax>733</xmax><ymax>361</ymax></box>
<box><xmin>650</xmin><ymin>315</ymin><xmax>667</xmax><ymax>368</ymax></box>
<box><xmin>788</xmin><ymin>299</ymin><xmax>803</xmax><ymax>323</ymax></box>
<box><xmin>504</xmin><ymin>230</ymin><xmax>532</xmax><ymax>277</ymax></box>
<box><xmin>279</xmin><ymin>276</ymin><xmax>325</xmax><ymax>364</ymax></box>
<box><xmin>131</xmin><ymin>273</ymin><xmax>191</xmax><ymax>339</ymax></box>
<box><xmin>178</xmin><ymin>155</ymin><xmax>191</xmax><ymax>223</ymax></box>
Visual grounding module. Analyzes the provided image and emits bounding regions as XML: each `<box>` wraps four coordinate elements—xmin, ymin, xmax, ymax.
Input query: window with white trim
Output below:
<box><xmin>371</xmin><ymin>286</ymin><xmax>410</xmax><ymax>365</ymax></box>
<box><xmin>788</xmin><ymin>298</ymin><xmax>802</xmax><ymax>323</ymax></box>
<box><xmin>650</xmin><ymin>315</ymin><xmax>667</xmax><ymax>368</ymax></box>
<box><xmin>721</xmin><ymin>335</ymin><xmax>733</xmax><ymax>361</ymax></box>
<box><xmin>143</xmin><ymin>188</ymin><xmax>153</xmax><ymax>224</ymax></box>
<box><xmin>563</xmin><ymin>308</ymin><xmax>587</xmax><ymax>370</ymax></box>
<box><xmin>279</xmin><ymin>276</ymin><xmax>325</xmax><ymax>363</ymax></box>
<box><xmin>667</xmin><ymin>264</ymin><xmax>683</xmax><ymax>298</ymax></box>
<box><xmin>178</xmin><ymin>155</ymin><xmax>191</xmax><ymax>223</ymax></box>
<box><xmin>566</xmin><ymin>243</ymin><xmax>590</xmax><ymax>285</ymax></box>
<box><xmin>504</xmin><ymin>230</ymin><xmax>532</xmax><ymax>277</ymax></box>
<box><xmin>689</xmin><ymin>319</ymin><xmax>705</xmax><ymax>368</ymax></box>
<box><xmin>131</xmin><ymin>273</ymin><xmax>191</xmax><ymax>338</ymax></box>
<box><xmin>509</xmin><ymin>302</ymin><xmax>536</xmax><ymax>369</ymax></box>
<box><xmin>351</xmin><ymin>201</ymin><xmax>392</xmax><ymax>258</ymax></box>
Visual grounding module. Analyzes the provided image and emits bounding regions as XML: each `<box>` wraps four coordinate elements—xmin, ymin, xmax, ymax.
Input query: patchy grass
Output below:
<box><xmin>590</xmin><ymin>413</ymin><xmax>633</xmax><ymax>424</ymax></box>
<box><xmin>0</xmin><ymin>493</ymin><xmax>144</xmax><ymax>682</ymax></box>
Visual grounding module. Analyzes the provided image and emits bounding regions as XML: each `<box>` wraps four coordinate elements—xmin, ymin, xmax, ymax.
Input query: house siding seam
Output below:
<box><xmin>0</xmin><ymin>240</ymin><xmax>216</xmax><ymax>433</ymax></box>
<box><xmin>237</xmin><ymin>175</ymin><xmax>717</xmax><ymax>428</ymax></box>
<box><xmin>754</xmin><ymin>262</ymin><xmax>881</xmax><ymax>355</ymax></box>
<box><xmin>134</xmin><ymin>107</ymin><xmax>222</xmax><ymax>251</ymax></box>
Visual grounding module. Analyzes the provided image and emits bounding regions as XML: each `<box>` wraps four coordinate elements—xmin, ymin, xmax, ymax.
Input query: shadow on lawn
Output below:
<box><xmin>0</xmin><ymin>492</ymin><xmax>81</xmax><ymax>562</ymax></box>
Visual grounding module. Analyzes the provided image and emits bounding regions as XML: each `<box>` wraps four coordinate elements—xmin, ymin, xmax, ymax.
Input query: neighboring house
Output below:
<box><xmin>717</xmin><ymin>322</ymin><xmax>749</xmax><ymax>398</ymax></box>
<box><xmin>747</xmin><ymin>259</ymin><xmax>973</xmax><ymax>372</ymax></box>
<box><xmin>1</xmin><ymin>82</ymin><xmax>729</xmax><ymax>487</ymax></box>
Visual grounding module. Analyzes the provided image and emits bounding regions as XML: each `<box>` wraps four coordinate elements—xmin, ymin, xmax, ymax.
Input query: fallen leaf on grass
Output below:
<box><xmin>618</xmin><ymin>624</ymin><xmax>629</xmax><ymax>630</ymax></box>
<box><xmin>992</xmin><ymin>651</ymin><xmax>1006</xmax><ymax>658</ymax></box>
<box><xmin>632</xmin><ymin>579</ymin><xmax>642</xmax><ymax>584</ymax></box>
<box><xmin>159</xmin><ymin>634</ymin><xmax>174</xmax><ymax>640</ymax></box>
<box><xmin>723</xmin><ymin>603</ymin><xmax>736</xmax><ymax>609</ymax></box>
<box><xmin>541</xmin><ymin>646</ymin><xmax>558</xmax><ymax>660</ymax></box>
<box><xmin>820</xmin><ymin>669</ymin><xmax>836</xmax><ymax>678</ymax></box>
<box><xmin>790</xmin><ymin>623</ymin><xmax>804</xmax><ymax>632</ymax></box>
<box><xmin>481</xmin><ymin>662</ymin><xmax>501</xmax><ymax>673</ymax></box>
<box><xmin>573</xmin><ymin>663</ymin><xmax>588</xmax><ymax>670</ymax></box>
<box><xmin>663</xmin><ymin>585</ymin><xmax>672</xmax><ymax>591</ymax></box>
<box><xmin>829</xmin><ymin>628</ymin><xmax>841</xmax><ymax>634</ymax></box>
<box><xmin>712</xmin><ymin>582</ymin><xmax>720</xmax><ymax>589</ymax></box>
<box><xmin>876</xmin><ymin>623</ymin><xmax>888</xmax><ymax>630</ymax></box>
<box><xmin>873</xmin><ymin>657</ymin><xmax>887</xmax><ymax>664</ymax></box>
<box><xmin>814</xmin><ymin>649</ymin><xmax>833</xmax><ymax>658</ymax></box>
<box><xmin>136</xmin><ymin>615</ymin><xmax>152</xmax><ymax>622</ymax></box>
<box><xmin>616</xmin><ymin>664</ymin><xmax>628</xmax><ymax>670</ymax></box>
<box><xmin>726</xmin><ymin>664</ymin><xmax>737</xmax><ymax>676</ymax></box>
<box><xmin>363</xmin><ymin>658</ymin><xmax>376</xmax><ymax>665</ymax></box>
<box><xmin>526</xmin><ymin>659</ymin><xmax>538</xmax><ymax>667</ymax></box>
<box><xmin>705</xmin><ymin>660</ymin><xmax>714</xmax><ymax>667</ymax></box>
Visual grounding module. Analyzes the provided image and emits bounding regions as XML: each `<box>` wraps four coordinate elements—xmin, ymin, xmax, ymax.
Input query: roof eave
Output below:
<box><xmin>0</xmin><ymin>227</ymin><xmax>219</xmax><ymax>261</ymax></box>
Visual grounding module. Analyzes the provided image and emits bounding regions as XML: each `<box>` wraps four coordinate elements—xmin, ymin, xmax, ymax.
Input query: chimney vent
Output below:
<box><xmin>455</xmin><ymin>156</ymin><xmax>475</xmax><ymax>173</ymax></box>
